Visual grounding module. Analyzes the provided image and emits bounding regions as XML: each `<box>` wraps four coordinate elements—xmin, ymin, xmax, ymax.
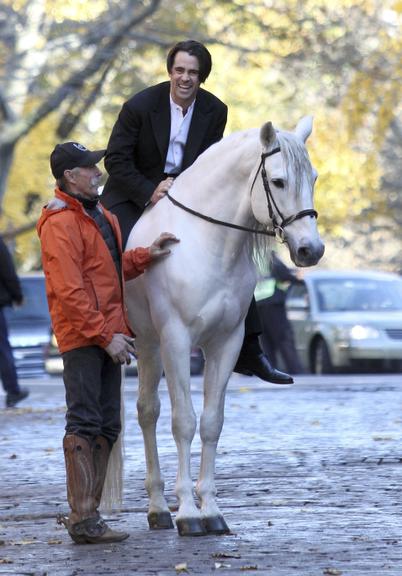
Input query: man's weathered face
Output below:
<box><xmin>65</xmin><ymin>165</ymin><xmax>102</xmax><ymax>200</ymax></box>
<box><xmin>169</xmin><ymin>51</ymin><xmax>201</xmax><ymax>110</ymax></box>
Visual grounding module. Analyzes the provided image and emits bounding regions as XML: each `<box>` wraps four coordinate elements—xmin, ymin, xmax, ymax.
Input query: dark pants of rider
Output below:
<box><xmin>257</xmin><ymin>298</ymin><xmax>305</xmax><ymax>374</ymax></box>
<box><xmin>0</xmin><ymin>307</ymin><xmax>20</xmax><ymax>395</ymax></box>
<box><xmin>62</xmin><ymin>346</ymin><xmax>122</xmax><ymax>447</ymax></box>
<box><xmin>238</xmin><ymin>296</ymin><xmax>265</xmax><ymax>357</ymax></box>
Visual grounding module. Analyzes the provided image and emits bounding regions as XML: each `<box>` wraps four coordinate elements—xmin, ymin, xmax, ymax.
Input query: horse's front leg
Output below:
<box><xmin>136</xmin><ymin>343</ymin><xmax>174</xmax><ymax>530</ymax></box>
<box><xmin>162</xmin><ymin>337</ymin><xmax>206</xmax><ymax>537</ymax></box>
<box><xmin>196</xmin><ymin>332</ymin><xmax>244</xmax><ymax>535</ymax></box>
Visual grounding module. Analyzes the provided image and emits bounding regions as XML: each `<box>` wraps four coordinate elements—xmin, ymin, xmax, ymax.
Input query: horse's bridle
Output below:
<box><xmin>165</xmin><ymin>145</ymin><xmax>318</xmax><ymax>239</ymax></box>
<box><xmin>252</xmin><ymin>146</ymin><xmax>318</xmax><ymax>240</ymax></box>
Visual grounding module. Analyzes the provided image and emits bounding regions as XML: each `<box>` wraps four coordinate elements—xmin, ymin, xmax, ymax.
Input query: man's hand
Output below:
<box><xmin>105</xmin><ymin>333</ymin><xmax>136</xmax><ymax>365</ymax></box>
<box><xmin>149</xmin><ymin>232</ymin><xmax>180</xmax><ymax>260</ymax></box>
<box><xmin>150</xmin><ymin>177</ymin><xmax>175</xmax><ymax>205</ymax></box>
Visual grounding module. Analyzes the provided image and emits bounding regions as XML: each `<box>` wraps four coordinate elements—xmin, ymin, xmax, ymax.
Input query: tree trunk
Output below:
<box><xmin>0</xmin><ymin>143</ymin><xmax>16</xmax><ymax>214</ymax></box>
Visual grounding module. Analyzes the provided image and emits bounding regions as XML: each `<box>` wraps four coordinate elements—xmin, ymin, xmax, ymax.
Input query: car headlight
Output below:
<box><xmin>338</xmin><ymin>324</ymin><xmax>380</xmax><ymax>340</ymax></box>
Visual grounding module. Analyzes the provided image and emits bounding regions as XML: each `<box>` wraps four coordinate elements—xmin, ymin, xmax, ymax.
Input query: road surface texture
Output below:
<box><xmin>1</xmin><ymin>373</ymin><xmax>402</xmax><ymax>575</ymax></box>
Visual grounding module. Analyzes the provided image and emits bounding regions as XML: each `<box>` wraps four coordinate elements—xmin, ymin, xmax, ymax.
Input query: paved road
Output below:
<box><xmin>1</xmin><ymin>373</ymin><xmax>402</xmax><ymax>575</ymax></box>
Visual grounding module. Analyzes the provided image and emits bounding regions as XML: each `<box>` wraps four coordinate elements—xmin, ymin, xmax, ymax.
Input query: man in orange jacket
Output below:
<box><xmin>37</xmin><ymin>141</ymin><xmax>178</xmax><ymax>545</ymax></box>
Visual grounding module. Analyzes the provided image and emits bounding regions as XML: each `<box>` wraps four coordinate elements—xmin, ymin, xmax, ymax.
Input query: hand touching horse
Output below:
<box><xmin>123</xmin><ymin>116</ymin><xmax>324</xmax><ymax>536</ymax></box>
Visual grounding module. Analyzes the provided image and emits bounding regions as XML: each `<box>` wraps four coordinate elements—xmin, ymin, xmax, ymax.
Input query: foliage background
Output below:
<box><xmin>0</xmin><ymin>0</ymin><xmax>400</xmax><ymax>272</ymax></box>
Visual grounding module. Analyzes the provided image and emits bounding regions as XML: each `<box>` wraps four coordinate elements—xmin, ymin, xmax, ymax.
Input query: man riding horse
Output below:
<box><xmin>101</xmin><ymin>39</ymin><xmax>293</xmax><ymax>385</ymax></box>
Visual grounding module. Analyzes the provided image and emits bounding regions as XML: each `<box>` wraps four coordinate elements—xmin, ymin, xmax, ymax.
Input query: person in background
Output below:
<box><xmin>101</xmin><ymin>38</ymin><xmax>292</xmax><ymax>385</ymax></box>
<box><xmin>256</xmin><ymin>251</ymin><xmax>305</xmax><ymax>375</ymax></box>
<box><xmin>37</xmin><ymin>141</ymin><xmax>178</xmax><ymax>545</ymax></box>
<box><xmin>0</xmin><ymin>235</ymin><xmax>30</xmax><ymax>408</ymax></box>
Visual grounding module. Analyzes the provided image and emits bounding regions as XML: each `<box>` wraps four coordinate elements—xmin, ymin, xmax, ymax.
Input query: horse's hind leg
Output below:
<box><xmin>137</xmin><ymin>343</ymin><xmax>173</xmax><ymax>530</ymax></box>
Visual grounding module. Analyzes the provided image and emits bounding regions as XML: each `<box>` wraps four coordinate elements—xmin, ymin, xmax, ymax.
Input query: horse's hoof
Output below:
<box><xmin>176</xmin><ymin>517</ymin><xmax>207</xmax><ymax>537</ymax></box>
<box><xmin>202</xmin><ymin>515</ymin><xmax>231</xmax><ymax>535</ymax></box>
<box><xmin>147</xmin><ymin>511</ymin><xmax>174</xmax><ymax>530</ymax></box>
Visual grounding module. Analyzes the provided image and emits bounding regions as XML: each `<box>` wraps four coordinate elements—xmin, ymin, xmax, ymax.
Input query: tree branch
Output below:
<box><xmin>0</xmin><ymin>0</ymin><xmax>161</xmax><ymax>148</ymax></box>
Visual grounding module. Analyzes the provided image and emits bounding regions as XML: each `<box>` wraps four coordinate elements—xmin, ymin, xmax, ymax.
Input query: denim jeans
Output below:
<box><xmin>0</xmin><ymin>307</ymin><xmax>19</xmax><ymax>395</ymax></box>
<box><xmin>62</xmin><ymin>346</ymin><xmax>122</xmax><ymax>446</ymax></box>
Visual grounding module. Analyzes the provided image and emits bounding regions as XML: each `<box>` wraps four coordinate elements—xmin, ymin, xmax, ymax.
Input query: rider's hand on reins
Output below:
<box><xmin>150</xmin><ymin>178</ymin><xmax>175</xmax><ymax>205</ymax></box>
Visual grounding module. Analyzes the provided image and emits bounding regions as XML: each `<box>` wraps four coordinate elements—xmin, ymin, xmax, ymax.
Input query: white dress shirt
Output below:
<box><xmin>164</xmin><ymin>96</ymin><xmax>195</xmax><ymax>174</ymax></box>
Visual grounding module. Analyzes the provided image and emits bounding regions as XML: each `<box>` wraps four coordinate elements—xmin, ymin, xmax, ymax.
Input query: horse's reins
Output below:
<box><xmin>165</xmin><ymin>146</ymin><xmax>318</xmax><ymax>239</ymax></box>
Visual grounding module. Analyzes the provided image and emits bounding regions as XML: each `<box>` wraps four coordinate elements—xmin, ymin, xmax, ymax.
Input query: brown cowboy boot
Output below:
<box><xmin>57</xmin><ymin>434</ymin><xmax>128</xmax><ymax>544</ymax></box>
<box><xmin>93</xmin><ymin>435</ymin><xmax>111</xmax><ymax>509</ymax></box>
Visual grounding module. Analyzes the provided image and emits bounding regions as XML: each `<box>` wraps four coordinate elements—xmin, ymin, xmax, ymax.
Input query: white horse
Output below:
<box><xmin>124</xmin><ymin>116</ymin><xmax>324</xmax><ymax>536</ymax></box>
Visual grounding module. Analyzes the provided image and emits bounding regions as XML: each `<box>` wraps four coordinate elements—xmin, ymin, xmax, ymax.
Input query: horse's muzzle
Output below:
<box><xmin>292</xmin><ymin>239</ymin><xmax>325</xmax><ymax>267</ymax></box>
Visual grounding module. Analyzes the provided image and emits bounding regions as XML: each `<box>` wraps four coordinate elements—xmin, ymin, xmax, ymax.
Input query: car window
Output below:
<box><xmin>286</xmin><ymin>283</ymin><xmax>309</xmax><ymax>307</ymax></box>
<box><xmin>4</xmin><ymin>276</ymin><xmax>50</xmax><ymax>323</ymax></box>
<box><xmin>314</xmin><ymin>278</ymin><xmax>402</xmax><ymax>312</ymax></box>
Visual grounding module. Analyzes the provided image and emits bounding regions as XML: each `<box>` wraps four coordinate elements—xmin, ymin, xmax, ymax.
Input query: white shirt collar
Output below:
<box><xmin>169</xmin><ymin>94</ymin><xmax>196</xmax><ymax>116</ymax></box>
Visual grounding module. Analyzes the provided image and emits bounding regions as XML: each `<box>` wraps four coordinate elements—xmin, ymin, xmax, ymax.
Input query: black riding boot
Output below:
<box><xmin>234</xmin><ymin>333</ymin><xmax>293</xmax><ymax>385</ymax></box>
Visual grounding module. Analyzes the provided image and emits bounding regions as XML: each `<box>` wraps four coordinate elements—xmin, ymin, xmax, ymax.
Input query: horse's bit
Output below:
<box><xmin>165</xmin><ymin>145</ymin><xmax>318</xmax><ymax>240</ymax></box>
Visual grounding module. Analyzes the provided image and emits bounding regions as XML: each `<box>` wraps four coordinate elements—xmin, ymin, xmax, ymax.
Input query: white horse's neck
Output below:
<box><xmin>170</xmin><ymin>129</ymin><xmax>261</xmax><ymax>266</ymax></box>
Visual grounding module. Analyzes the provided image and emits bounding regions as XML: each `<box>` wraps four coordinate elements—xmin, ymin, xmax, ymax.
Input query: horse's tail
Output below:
<box><xmin>100</xmin><ymin>367</ymin><xmax>125</xmax><ymax>512</ymax></box>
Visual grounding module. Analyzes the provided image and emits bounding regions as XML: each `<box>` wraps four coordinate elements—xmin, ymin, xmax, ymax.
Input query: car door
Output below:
<box><xmin>285</xmin><ymin>282</ymin><xmax>311</xmax><ymax>369</ymax></box>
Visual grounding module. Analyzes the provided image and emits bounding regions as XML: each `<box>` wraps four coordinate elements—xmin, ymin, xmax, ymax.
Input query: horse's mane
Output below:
<box><xmin>276</xmin><ymin>130</ymin><xmax>314</xmax><ymax>197</ymax></box>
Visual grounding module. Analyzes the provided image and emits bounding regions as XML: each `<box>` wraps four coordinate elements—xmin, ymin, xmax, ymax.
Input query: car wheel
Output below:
<box><xmin>312</xmin><ymin>338</ymin><xmax>333</xmax><ymax>374</ymax></box>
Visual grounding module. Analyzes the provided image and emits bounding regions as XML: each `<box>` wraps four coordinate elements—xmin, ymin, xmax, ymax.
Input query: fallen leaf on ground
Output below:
<box><xmin>323</xmin><ymin>569</ymin><xmax>342</xmax><ymax>575</ymax></box>
<box><xmin>0</xmin><ymin>559</ymin><xmax>13</xmax><ymax>564</ymax></box>
<box><xmin>175</xmin><ymin>562</ymin><xmax>189</xmax><ymax>573</ymax></box>
<box><xmin>240</xmin><ymin>566</ymin><xmax>258</xmax><ymax>571</ymax></box>
<box><xmin>48</xmin><ymin>539</ymin><xmax>63</xmax><ymax>545</ymax></box>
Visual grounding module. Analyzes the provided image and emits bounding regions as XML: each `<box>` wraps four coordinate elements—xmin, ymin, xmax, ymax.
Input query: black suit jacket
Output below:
<box><xmin>101</xmin><ymin>81</ymin><xmax>228</xmax><ymax>224</ymax></box>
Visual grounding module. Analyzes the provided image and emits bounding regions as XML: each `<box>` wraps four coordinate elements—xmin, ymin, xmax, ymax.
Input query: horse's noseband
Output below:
<box><xmin>259</xmin><ymin>146</ymin><xmax>318</xmax><ymax>241</ymax></box>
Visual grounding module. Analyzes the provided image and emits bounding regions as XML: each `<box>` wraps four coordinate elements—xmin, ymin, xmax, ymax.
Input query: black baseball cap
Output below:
<box><xmin>50</xmin><ymin>142</ymin><xmax>106</xmax><ymax>179</ymax></box>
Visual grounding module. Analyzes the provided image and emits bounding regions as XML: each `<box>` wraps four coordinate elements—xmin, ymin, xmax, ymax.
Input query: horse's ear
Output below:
<box><xmin>295</xmin><ymin>116</ymin><xmax>313</xmax><ymax>142</ymax></box>
<box><xmin>260</xmin><ymin>122</ymin><xmax>277</xmax><ymax>148</ymax></box>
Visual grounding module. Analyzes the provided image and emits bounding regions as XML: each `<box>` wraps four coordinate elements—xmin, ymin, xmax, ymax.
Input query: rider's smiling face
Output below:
<box><xmin>169</xmin><ymin>51</ymin><xmax>201</xmax><ymax>111</ymax></box>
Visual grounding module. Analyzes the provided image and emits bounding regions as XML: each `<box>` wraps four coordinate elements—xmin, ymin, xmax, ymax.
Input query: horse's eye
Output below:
<box><xmin>272</xmin><ymin>179</ymin><xmax>285</xmax><ymax>189</ymax></box>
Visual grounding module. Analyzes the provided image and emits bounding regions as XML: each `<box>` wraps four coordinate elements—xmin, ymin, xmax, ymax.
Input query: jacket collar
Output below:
<box><xmin>150</xmin><ymin>82</ymin><xmax>212</xmax><ymax>167</ymax></box>
<box><xmin>54</xmin><ymin>187</ymin><xmax>83</xmax><ymax>209</ymax></box>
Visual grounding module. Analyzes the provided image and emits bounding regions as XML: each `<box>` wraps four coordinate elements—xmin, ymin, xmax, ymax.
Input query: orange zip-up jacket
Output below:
<box><xmin>37</xmin><ymin>188</ymin><xmax>152</xmax><ymax>353</ymax></box>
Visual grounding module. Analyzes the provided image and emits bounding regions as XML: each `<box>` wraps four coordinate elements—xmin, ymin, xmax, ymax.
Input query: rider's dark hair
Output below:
<box><xmin>166</xmin><ymin>40</ymin><xmax>212</xmax><ymax>84</ymax></box>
